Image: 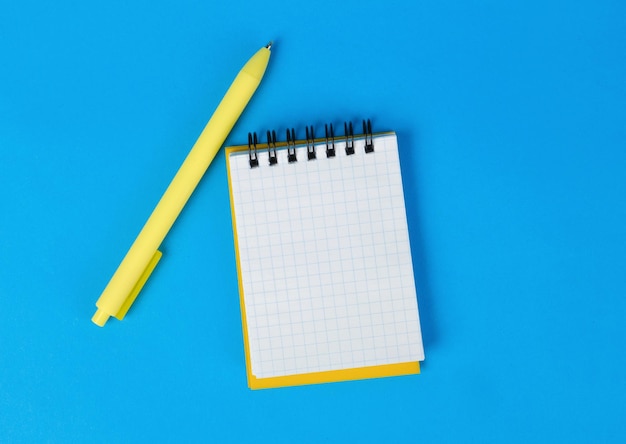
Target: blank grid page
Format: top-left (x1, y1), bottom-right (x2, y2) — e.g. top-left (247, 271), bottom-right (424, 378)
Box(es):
top-left (229, 134), bottom-right (424, 379)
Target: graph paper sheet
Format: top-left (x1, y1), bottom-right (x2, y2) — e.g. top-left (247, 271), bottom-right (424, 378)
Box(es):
top-left (227, 133), bottom-right (424, 388)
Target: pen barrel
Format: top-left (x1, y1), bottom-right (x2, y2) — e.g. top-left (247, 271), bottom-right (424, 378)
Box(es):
top-left (94, 47), bottom-right (270, 323)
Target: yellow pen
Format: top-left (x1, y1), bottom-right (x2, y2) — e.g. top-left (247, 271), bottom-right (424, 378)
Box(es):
top-left (92, 42), bottom-right (273, 327)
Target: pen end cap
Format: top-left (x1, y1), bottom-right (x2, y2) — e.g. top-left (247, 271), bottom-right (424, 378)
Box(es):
top-left (92, 308), bottom-right (110, 327)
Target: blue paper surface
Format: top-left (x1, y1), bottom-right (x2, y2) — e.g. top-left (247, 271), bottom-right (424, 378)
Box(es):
top-left (1, 0), bottom-right (625, 442)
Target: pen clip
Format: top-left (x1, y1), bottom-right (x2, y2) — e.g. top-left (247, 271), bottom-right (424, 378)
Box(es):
top-left (114, 249), bottom-right (163, 320)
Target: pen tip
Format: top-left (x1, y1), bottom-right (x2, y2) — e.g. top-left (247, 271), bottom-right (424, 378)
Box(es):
top-left (265, 41), bottom-right (273, 50)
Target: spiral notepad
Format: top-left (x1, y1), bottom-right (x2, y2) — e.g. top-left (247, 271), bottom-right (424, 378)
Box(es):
top-left (226, 121), bottom-right (424, 389)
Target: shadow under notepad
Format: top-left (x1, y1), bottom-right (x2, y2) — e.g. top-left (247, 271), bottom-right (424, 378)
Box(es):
top-left (396, 128), bottom-right (438, 351)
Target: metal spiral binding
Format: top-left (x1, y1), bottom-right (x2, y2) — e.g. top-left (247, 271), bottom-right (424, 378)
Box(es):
top-left (363, 119), bottom-right (374, 153)
top-left (306, 126), bottom-right (316, 160)
top-left (325, 123), bottom-right (335, 157)
top-left (344, 122), bottom-right (355, 155)
top-left (267, 130), bottom-right (277, 165)
top-left (248, 132), bottom-right (259, 168)
top-left (247, 120), bottom-right (374, 168)
top-left (286, 128), bottom-right (297, 162)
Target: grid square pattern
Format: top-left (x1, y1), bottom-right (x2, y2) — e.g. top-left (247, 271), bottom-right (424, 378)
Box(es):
top-left (229, 134), bottom-right (424, 379)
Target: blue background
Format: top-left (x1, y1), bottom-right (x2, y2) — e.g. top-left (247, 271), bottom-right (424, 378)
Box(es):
top-left (1, 0), bottom-right (625, 442)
